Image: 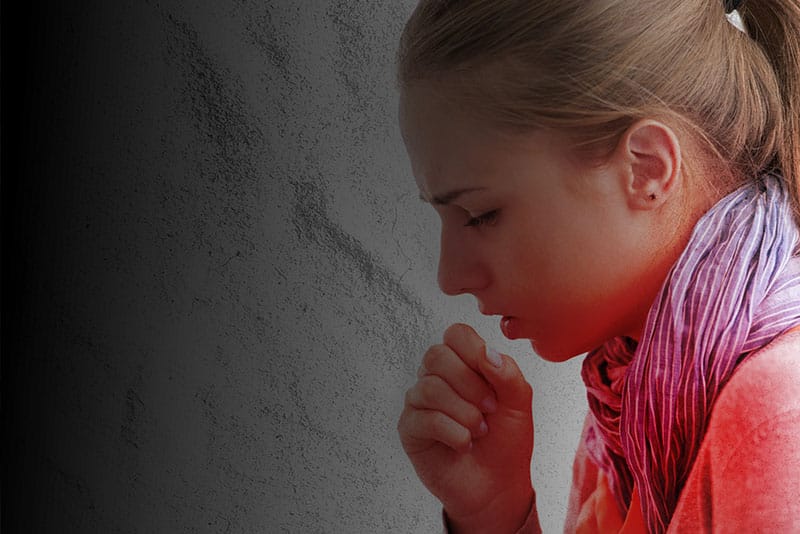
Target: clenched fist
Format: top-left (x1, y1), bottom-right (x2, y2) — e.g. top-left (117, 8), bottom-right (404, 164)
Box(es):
top-left (397, 323), bottom-right (535, 533)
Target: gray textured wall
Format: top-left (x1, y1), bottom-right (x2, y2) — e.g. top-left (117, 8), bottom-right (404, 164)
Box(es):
top-left (7, 1), bottom-right (586, 532)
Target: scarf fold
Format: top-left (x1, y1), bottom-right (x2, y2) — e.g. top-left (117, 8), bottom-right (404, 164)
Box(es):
top-left (581, 172), bottom-right (800, 533)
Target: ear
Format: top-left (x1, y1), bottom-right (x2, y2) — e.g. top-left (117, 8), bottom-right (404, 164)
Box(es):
top-left (615, 120), bottom-right (682, 210)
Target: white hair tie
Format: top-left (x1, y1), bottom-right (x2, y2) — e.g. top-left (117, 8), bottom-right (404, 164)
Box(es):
top-left (726, 9), bottom-right (748, 35)
top-left (723, 0), bottom-right (748, 35)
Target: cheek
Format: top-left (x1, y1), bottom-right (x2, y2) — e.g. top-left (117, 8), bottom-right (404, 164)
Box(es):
top-left (506, 224), bottom-right (578, 287)
top-left (498, 198), bottom-right (607, 295)
top-left (505, 232), bottom-right (609, 328)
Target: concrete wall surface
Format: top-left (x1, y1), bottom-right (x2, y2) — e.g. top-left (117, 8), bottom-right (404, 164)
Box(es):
top-left (5, 1), bottom-right (587, 532)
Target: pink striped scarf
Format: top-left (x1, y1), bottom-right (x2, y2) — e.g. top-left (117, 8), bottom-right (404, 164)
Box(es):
top-left (581, 172), bottom-right (800, 532)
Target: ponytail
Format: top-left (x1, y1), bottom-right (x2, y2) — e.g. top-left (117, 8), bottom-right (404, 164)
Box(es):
top-left (741, 1), bottom-right (800, 223)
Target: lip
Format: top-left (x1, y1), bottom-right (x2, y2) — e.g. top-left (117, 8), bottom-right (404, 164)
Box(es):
top-left (477, 306), bottom-right (521, 339)
top-left (500, 316), bottom-right (521, 340)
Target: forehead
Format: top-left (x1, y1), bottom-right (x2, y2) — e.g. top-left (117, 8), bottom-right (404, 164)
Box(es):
top-left (398, 84), bottom-right (461, 158)
top-left (399, 84), bottom-right (565, 197)
top-left (400, 85), bottom-right (504, 193)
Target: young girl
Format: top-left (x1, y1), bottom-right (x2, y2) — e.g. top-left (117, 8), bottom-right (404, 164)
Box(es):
top-left (395, 0), bottom-right (800, 532)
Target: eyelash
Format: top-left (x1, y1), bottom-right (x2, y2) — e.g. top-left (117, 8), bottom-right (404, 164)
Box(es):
top-left (464, 210), bottom-right (499, 227)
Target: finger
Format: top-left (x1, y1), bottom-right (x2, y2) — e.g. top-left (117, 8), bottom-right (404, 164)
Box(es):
top-left (442, 323), bottom-right (486, 373)
top-left (420, 344), bottom-right (497, 413)
top-left (478, 345), bottom-right (533, 413)
top-left (405, 375), bottom-right (489, 439)
top-left (398, 407), bottom-right (472, 454)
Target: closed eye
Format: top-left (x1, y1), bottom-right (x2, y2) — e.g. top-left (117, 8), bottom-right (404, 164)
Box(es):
top-left (464, 210), bottom-right (499, 227)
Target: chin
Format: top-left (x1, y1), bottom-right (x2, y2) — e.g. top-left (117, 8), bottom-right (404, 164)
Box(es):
top-left (529, 338), bottom-right (584, 363)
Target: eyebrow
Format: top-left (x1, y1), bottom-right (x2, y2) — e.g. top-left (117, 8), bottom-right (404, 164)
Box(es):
top-left (418, 187), bottom-right (487, 206)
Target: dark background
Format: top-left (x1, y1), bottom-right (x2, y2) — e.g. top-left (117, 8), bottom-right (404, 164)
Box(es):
top-left (2, 2), bottom-right (585, 532)
top-left (4, 4), bottom-right (125, 530)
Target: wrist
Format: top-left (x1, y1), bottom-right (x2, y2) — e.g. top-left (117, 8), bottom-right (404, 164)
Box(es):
top-left (445, 485), bottom-right (535, 534)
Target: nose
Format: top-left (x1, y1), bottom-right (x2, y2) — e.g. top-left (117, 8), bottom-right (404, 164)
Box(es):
top-left (437, 226), bottom-right (490, 296)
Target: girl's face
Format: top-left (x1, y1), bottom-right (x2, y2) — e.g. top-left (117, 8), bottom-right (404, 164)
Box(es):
top-left (399, 85), bottom-right (674, 362)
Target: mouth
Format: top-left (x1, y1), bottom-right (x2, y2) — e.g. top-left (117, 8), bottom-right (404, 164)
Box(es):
top-left (477, 306), bottom-right (521, 339)
top-left (500, 316), bottom-right (521, 340)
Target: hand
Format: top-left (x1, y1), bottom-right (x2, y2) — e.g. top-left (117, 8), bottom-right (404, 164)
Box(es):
top-left (397, 323), bottom-right (534, 533)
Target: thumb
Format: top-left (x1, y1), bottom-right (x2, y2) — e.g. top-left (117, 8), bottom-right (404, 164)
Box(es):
top-left (479, 345), bottom-right (533, 413)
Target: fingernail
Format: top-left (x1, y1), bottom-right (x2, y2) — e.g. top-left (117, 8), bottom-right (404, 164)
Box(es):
top-left (478, 420), bottom-right (488, 436)
top-left (480, 396), bottom-right (497, 414)
top-left (486, 345), bottom-right (503, 368)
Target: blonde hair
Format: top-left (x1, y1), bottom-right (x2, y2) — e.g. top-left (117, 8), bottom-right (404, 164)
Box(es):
top-left (397, 0), bottom-right (800, 222)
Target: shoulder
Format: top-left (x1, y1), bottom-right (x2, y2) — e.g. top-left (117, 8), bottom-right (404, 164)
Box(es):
top-left (705, 325), bottom-right (800, 454)
top-left (676, 326), bottom-right (800, 529)
top-left (712, 325), bottom-right (800, 425)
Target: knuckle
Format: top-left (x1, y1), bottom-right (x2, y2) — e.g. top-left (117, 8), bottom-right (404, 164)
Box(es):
top-left (417, 374), bottom-right (442, 402)
top-left (397, 409), bottom-right (414, 437)
top-left (430, 412), bottom-right (470, 446)
top-left (422, 344), bottom-right (449, 370)
top-left (416, 364), bottom-right (427, 378)
top-left (443, 322), bottom-right (474, 344)
top-left (466, 406), bottom-right (484, 428)
top-left (429, 411), bottom-right (451, 434)
top-left (403, 387), bottom-right (415, 406)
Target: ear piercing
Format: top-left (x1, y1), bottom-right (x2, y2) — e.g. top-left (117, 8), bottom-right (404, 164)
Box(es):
top-left (649, 193), bottom-right (657, 200)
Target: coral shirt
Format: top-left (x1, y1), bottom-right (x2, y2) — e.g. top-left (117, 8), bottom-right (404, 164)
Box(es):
top-left (445, 325), bottom-right (800, 533)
